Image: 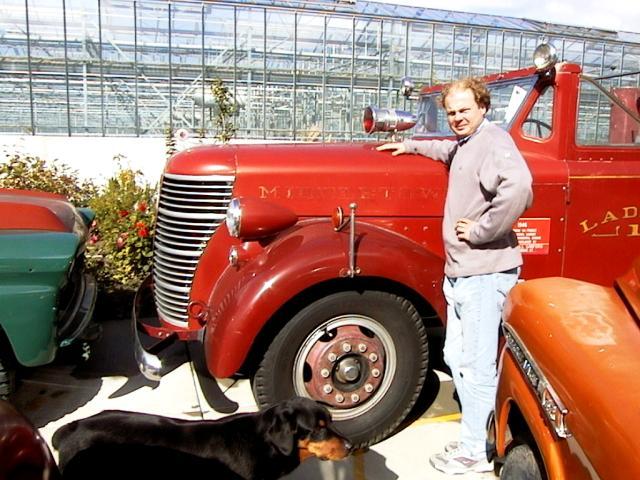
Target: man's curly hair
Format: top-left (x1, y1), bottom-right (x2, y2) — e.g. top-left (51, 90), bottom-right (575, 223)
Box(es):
top-left (440, 77), bottom-right (491, 111)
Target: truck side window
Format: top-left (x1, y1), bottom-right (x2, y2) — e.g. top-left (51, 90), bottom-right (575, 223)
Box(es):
top-left (577, 77), bottom-right (640, 146)
top-left (522, 86), bottom-right (554, 139)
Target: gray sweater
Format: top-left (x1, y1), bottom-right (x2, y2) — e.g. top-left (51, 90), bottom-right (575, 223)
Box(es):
top-left (404, 121), bottom-right (533, 277)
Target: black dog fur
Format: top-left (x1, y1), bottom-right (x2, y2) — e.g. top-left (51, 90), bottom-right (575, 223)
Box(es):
top-left (52, 397), bottom-right (351, 480)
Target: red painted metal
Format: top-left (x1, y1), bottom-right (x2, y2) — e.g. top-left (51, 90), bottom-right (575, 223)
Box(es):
top-left (0, 188), bottom-right (75, 232)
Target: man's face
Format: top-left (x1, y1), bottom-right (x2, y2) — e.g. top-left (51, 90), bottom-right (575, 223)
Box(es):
top-left (443, 87), bottom-right (486, 138)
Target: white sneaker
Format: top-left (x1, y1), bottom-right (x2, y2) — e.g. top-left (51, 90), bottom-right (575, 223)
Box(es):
top-left (429, 447), bottom-right (493, 475)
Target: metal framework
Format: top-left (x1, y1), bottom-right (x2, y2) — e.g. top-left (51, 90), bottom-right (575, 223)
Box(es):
top-left (1, 0), bottom-right (639, 140)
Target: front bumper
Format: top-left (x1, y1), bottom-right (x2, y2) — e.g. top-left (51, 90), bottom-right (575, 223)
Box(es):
top-left (132, 275), bottom-right (180, 381)
top-left (57, 273), bottom-right (98, 347)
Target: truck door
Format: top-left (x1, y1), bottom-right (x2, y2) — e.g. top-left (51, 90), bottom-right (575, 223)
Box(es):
top-left (514, 83), bottom-right (568, 281)
top-left (564, 74), bottom-right (640, 285)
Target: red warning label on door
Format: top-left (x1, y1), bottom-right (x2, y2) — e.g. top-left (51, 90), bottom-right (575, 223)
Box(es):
top-left (514, 218), bottom-right (550, 255)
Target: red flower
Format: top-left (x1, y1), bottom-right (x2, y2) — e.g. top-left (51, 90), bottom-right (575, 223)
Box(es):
top-left (136, 201), bottom-right (148, 212)
top-left (135, 221), bottom-right (146, 229)
top-left (89, 234), bottom-right (99, 244)
top-left (137, 227), bottom-right (149, 238)
top-left (116, 235), bottom-right (126, 249)
top-left (118, 209), bottom-right (130, 218)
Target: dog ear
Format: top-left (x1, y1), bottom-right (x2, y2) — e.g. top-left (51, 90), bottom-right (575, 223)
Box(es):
top-left (262, 406), bottom-right (296, 456)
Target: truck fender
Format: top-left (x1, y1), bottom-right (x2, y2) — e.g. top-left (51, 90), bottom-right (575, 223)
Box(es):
top-left (203, 220), bottom-right (445, 377)
top-left (496, 351), bottom-right (570, 480)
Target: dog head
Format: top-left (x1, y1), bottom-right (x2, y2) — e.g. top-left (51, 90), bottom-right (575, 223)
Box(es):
top-left (260, 397), bottom-right (352, 462)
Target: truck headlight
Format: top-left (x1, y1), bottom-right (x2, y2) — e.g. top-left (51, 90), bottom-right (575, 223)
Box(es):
top-left (225, 197), bottom-right (298, 240)
top-left (226, 198), bottom-right (242, 237)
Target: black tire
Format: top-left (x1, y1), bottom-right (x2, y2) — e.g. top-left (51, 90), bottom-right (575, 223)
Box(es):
top-left (501, 444), bottom-right (545, 480)
top-left (0, 355), bottom-right (16, 400)
top-left (252, 290), bottom-right (428, 447)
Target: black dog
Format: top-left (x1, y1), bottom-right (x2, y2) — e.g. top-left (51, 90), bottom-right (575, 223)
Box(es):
top-left (52, 397), bottom-right (351, 480)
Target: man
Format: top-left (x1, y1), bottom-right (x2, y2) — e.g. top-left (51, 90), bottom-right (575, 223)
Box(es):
top-left (377, 77), bottom-right (533, 475)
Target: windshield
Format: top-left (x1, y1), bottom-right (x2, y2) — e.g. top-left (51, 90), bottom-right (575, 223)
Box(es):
top-left (413, 76), bottom-right (538, 137)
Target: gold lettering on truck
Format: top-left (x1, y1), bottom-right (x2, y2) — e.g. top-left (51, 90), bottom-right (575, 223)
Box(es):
top-left (579, 205), bottom-right (639, 238)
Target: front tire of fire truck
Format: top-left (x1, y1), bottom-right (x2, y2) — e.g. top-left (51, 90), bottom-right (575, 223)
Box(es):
top-left (252, 290), bottom-right (428, 448)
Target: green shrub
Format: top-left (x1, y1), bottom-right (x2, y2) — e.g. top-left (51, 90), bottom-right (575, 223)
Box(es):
top-left (0, 153), bottom-right (97, 205)
top-left (85, 156), bottom-right (157, 293)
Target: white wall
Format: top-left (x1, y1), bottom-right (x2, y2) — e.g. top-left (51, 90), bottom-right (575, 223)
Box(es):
top-left (1, 135), bottom-right (290, 186)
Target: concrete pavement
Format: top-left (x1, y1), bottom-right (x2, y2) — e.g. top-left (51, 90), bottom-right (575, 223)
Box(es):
top-left (11, 316), bottom-right (498, 480)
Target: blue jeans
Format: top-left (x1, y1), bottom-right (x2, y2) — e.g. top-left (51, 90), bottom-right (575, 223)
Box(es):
top-left (442, 269), bottom-right (519, 460)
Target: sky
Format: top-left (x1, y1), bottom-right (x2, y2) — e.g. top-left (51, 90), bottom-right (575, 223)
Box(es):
top-left (374, 0), bottom-right (640, 34)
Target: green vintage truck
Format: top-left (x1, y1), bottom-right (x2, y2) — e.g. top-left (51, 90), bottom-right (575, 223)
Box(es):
top-left (0, 188), bottom-right (98, 399)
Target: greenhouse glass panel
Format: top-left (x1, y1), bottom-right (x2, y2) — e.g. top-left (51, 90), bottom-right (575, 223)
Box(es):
top-left (236, 8), bottom-right (265, 72)
top-left (266, 11), bottom-right (294, 77)
top-left (583, 41), bottom-right (605, 75)
top-left (407, 22), bottom-right (433, 83)
top-left (326, 16), bottom-right (353, 78)
top-left (380, 19), bottom-right (406, 79)
top-left (519, 34), bottom-right (539, 69)
top-left (203, 4), bottom-right (234, 71)
top-left (265, 84), bottom-right (293, 139)
top-left (603, 44), bottom-right (623, 78)
top-left (296, 85), bottom-right (323, 141)
top-left (352, 87), bottom-right (380, 138)
top-left (470, 29), bottom-right (487, 77)
top-left (324, 85), bottom-right (351, 141)
top-left (170, 3), bottom-right (204, 134)
top-left (502, 32), bottom-right (520, 71)
top-left (29, 0), bottom-right (68, 134)
top-left (66, 0), bottom-right (102, 134)
top-left (453, 26), bottom-right (471, 79)
top-left (235, 82), bottom-right (264, 139)
top-left (485, 30), bottom-right (503, 74)
top-left (101, 1), bottom-right (136, 135)
top-left (620, 45), bottom-right (640, 86)
top-left (0, 0), bottom-right (31, 133)
top-left (432, 24), bottom-right (453, 83)
top-left (134, 1), bottom-right (170, 135)
top-left (563, 38), bottom-right (585, 64)
top-left (354, 18), bottom-right (381, 80)
top-left (296, 14), bottom-right (325, 77)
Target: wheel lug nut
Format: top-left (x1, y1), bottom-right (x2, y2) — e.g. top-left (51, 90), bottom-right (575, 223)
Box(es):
top-left (371, 368), bottom-right (381, 378)
top-left (364, 383), bottom-right (374, 393)
top-left (351, 393), bottom-right (360, 403)
top-left (335, 394), bottom-right (344, 403)
top-left (358, 343), bottom-right (367, 352)
top-left (369, 353), bottom-right (378, 362)
top-left (342, 343), bottom-right (352, 353)
top-left (328, 352), bottom-right (337, 362)
top-left (320, 368), bottom-right (330, 378)
top-left (323, 384), bottom-right (333, 394)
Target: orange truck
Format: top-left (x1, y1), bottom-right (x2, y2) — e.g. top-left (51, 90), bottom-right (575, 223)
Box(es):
top-left (135, 43), bottom-right (640, 447)
top-left (490, 257), bottom-right (640, 479)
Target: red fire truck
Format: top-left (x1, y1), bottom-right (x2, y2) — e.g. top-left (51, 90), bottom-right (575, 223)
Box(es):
top-left (134, 44), bottom-right (640, 447)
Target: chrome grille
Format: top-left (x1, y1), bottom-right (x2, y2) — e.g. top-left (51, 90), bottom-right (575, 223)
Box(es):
top-left (153, 172), bottom-right (235, 326)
